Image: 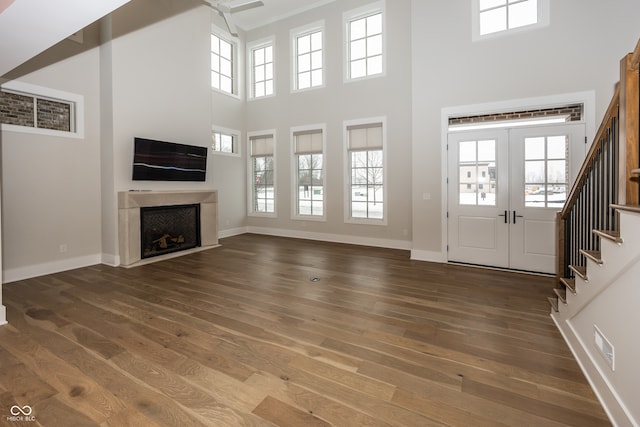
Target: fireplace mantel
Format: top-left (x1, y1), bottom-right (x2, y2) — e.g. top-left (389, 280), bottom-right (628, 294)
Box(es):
top-left (118, 190), bottom-right (218, 266)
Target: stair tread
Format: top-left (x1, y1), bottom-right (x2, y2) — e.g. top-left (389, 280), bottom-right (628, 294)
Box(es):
top-left (553, 287), bottom-right (567, 303)
top-left (580, 249), bottom-right (603, 264)
top-left (548, 296), bottom-right (559, 313)
top-left (611, 203), bottom-right (640, 214)
top-left (560, 277), bottom-right (576, 294)
top-left (593, 229), bottom-right (623, 243)
top-left (569, 264), bottom-right (588, 280)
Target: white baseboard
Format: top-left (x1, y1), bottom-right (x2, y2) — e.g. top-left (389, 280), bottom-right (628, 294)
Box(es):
top-left (246, 226), bottom-right (412, 251)
top-left (551, 314), bottom-right (637, 427)
top-left (0, 305), bottom-right (6, 326)
top-left (2, 254), bottom-right (102, 283)
top-left (410, 249), bottom-right (446, 263)
top-left (218, 226), bottom-right (249, 239)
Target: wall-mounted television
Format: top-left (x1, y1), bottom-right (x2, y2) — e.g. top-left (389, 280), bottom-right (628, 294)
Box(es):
top-left (132, 137), bottom-right (208, 181)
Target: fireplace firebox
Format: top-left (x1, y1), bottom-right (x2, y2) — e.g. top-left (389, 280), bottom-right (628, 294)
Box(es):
top-left (140, 204), bottom-right (201, 259)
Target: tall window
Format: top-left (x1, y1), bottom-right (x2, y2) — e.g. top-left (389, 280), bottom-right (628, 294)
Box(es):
top-left (249, 133), bottom-right (275, 215)
top-left (294, 29), bottom-right (323, 90)
top-left (475, 0), bottom-right (549, 39)
top-left (250, 42), bottom-right (274, 98)
top-left (293, 128), bottom-right (324, 218)
top-left (346, 121), bottom-right (385, 221)
top-left (211, 34), bottom-right (234, 94)
top-left (346, 6), bottom-right (383, 80)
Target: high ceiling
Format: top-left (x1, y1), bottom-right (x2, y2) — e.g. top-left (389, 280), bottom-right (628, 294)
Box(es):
top-left (0, 0), bottom-right (131, 78)
top-left (214, 0), bottom-right (336, 32)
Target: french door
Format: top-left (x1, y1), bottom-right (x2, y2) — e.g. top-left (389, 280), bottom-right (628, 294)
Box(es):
top-left (447, 123), bottom-right (585, 274)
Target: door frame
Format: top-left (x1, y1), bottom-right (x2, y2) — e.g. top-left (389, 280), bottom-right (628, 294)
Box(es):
top-left (440, 91), bottom-right (596, 266)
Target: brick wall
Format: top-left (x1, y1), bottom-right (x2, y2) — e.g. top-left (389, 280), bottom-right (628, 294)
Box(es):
top-left (0, 90), bottom-right (72, 132)
top-left (449, 104), bottom-right (583, 126)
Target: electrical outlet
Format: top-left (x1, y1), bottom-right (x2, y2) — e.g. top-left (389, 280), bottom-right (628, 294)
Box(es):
top-left (594, 325), bottom-right (615, 371)
top-left (59, 244), bottom-right (68, 253)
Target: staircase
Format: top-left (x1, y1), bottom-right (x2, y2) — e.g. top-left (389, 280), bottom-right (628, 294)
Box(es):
top-left (548, 41), bottom-right (640, 426)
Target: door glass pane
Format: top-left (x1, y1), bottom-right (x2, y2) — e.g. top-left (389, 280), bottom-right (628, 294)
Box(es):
top-left (524, 135), bottom-right (569, 208)
top-left (458, 139), bottom-right (496, 206)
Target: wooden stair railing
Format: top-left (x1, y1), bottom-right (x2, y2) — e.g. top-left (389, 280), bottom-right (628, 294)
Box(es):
top-left (553, 40), bottom-right (640, 309)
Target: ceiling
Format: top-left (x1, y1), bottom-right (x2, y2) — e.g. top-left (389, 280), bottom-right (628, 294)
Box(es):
top-left (215, 0), bottom-right (337, 32)
top-left (0, 0), bottom-right (132, 78)
top-left (0, 0), bottom-right (336, 78)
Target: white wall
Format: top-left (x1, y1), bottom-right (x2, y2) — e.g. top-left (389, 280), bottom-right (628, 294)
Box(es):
top-left (410, 0), bottom-right (640, 260)
top-left (1, 26), bottom-right (104, 282)
top-left (100, 0), bottom-right (214, 263)
top-left (239, 0), bottom-right (413, 248)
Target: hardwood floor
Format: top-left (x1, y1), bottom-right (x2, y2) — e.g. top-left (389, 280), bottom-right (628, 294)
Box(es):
top-left (0, 234), bottom-right (610, 426)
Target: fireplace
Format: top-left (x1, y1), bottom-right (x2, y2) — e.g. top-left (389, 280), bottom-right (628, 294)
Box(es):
top-left (140, 204), bottom-right (201, 259)
top-left (118, 190), bottom-right (218, 267)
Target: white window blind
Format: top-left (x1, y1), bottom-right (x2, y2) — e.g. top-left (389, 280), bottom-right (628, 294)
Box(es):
top-left (347, 123), bottom-right (383, 150)
top-left (294, 129), bottom-right (323, 154)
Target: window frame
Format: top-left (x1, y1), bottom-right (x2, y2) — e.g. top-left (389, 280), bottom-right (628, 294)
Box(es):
top-left (0, 80), bottom-right (84, 139)
top-left (291, 124), bottom-right (327, 221)
top-left (247, 37), bottom-right (276, 100)
top-left (247, 129), bottom-right (277, 217)
top-left (343, 117), bottom-right (387, 225)
top-left (291, 21), bottom-right (325, 93)
top-left (343, 1), bottom-right (386, 83)
top-left (211, 125), bottom-right (241, 157)
top-left (210, 30), bottom-right (239, 98)
top-left (472, 0), bottom-right (550, 41)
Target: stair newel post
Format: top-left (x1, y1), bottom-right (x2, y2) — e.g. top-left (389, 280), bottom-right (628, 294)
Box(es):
top-left (619, 51), bottom-right (640, 205)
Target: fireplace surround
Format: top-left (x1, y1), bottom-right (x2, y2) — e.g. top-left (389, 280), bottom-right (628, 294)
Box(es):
top-left (118, 190), bottom-right (218, 266)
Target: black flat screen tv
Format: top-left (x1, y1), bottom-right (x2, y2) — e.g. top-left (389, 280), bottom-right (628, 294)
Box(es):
top-left (132, 137), bottom-right (208, 182)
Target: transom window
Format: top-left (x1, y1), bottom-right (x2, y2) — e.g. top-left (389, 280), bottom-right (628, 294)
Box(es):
top-left (475, 0), bottom-right (549, 39)
top-left (294, 30), bottom-right (323, 90)
top-left (211, 34), bottom-right (234, 94)
top-left (347, 8), bottom-right (383, 80)
top-left (212, 128), bottom-right (239, 155)
top-left (251, 43), bottom-right (274, 98)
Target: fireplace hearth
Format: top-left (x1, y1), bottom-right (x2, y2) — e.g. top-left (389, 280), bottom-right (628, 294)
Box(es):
top-left (140, 204), bottom-right (201, 259)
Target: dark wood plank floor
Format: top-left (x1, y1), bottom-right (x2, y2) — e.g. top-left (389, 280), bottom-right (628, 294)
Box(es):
top-left (0, 234), bottom-right (610, 426)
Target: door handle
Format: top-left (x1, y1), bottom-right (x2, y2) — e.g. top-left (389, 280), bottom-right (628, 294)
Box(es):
top-left (513, 211), bottom-right (524, 224)
top-left (498, 210), bottom-right (508, 224)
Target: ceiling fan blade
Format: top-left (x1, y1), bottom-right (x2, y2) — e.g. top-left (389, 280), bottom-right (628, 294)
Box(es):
top-left (222, 11), bottom-right (238, 36)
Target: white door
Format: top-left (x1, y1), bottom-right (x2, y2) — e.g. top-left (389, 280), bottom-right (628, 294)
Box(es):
top-left (447, 129), bottom-right (510, 268)
top-left (448, 123), bottom-right (585, 274)
top-left (509, 124), bottom-right (585, 273)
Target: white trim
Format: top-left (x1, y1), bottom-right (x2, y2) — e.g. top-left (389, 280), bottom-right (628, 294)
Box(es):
top-left (247, 226), bottom-right (411, 251)
top-left (343, 0), bottom-right (386, 83)
top-left (246, 36), bottom-right (276, 100)
top-left (0, 305), bottom-right (6, 326)
top-left (410, 249), bottom-right (447, 263)
top-left (1, 80), bottom-right (85, 139)
top-left (343, 116), bottom-right (388, 225)
top-left (290, 20), bottom-right (326, 93)
top-left (472, 0), bottom-right (550, 42)
top-left (3, 254), bottom-right (101, 284)
top-left (552, 315), bottom-right (637, 427)
top-left (247, 128), bottom-right (277, 218)
top-left (212, 124), bottom-right (242, 157)
top-left (290, 123), bottom-right (327, 221)
top-left (218, 226), bottom-right (249, 239)
top-left (440, 91), bottom-right (596, 263)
